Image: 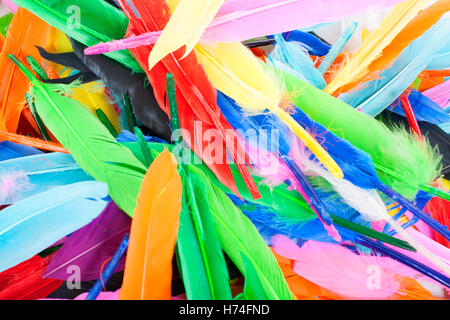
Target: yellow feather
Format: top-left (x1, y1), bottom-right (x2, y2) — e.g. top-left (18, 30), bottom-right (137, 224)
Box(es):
top-left (147, 0), bottom-right (225, 70)
top-left (195, 43), bottom-right (343, 179)
top-left (325, 0), bottom-right (431, 95)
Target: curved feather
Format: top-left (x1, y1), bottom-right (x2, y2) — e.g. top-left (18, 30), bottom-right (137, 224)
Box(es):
top-left (325, 0), bottom-right (431, 96)
top-left (0, 7), bottom-right (53, 132)
top-left (12, 56), bottom-right (147, 216)
top-left (0, 181), bottom-right (109, 272)
top-left (119, 149), bottom-right (182, 300)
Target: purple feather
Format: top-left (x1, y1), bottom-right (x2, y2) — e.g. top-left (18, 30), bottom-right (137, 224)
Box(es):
top-left (43, 201), bottom-right (131, 281)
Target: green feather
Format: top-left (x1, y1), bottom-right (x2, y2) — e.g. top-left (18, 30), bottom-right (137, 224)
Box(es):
top-left (10, 55), bottom-right (145, 217)
top-left (11, 0), bottom-right (141, 72)
top-left (0, 12), bottom-right (13, 37)
top-left (282, 71), bottom-right (442, 199)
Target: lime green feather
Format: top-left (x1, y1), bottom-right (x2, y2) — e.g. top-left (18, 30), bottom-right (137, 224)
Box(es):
top-left (11, 55), bottom-right (145, 216)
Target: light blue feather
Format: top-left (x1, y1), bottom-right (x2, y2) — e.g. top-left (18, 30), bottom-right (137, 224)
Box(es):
top-left (271, 34), bottom-right (326, 89)
top-left (0, 181), bottom-right (109, 272)
top-left (318, 21), bottom-right (357, 74)
top-left (0, 152), bottom-right (93, 205)
top-left (339, 18), bottom-right (450, 116)
top-left (426, 38), bottom-right (450, 70)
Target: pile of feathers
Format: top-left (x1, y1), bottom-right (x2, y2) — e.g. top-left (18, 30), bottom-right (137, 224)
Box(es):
top-left (0, 0), bottom-right (449, 300)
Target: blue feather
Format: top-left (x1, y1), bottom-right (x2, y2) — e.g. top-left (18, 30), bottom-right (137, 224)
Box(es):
top-left (388, 89), bottom-right (450, 132)
top-left (271, 34), bottom-right (326, 89)
top-left (268, 30), bottom-right (331, 56)
top-left (0, 181), bottom-right (109, 272)
top-left (339, 18), bottom-right (450, 116)
top-left (0, 141), bottom-right (43, 161)
top-left (0, 152), bottom-right (93, 205)
top-left (318, 22), bottom-right (357, 74)
top-left (426, 38), bottom-right (450, 70)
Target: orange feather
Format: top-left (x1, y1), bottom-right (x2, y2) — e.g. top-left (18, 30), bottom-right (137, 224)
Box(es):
top-left (0, 8), bottom-right (54, 132)
top-left (0, 130), bottom-right (67, 153)
top-left (119, 149), bottom-right (182, 300)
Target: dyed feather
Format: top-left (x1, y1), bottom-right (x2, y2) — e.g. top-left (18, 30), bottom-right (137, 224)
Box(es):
top-left (0, 254), bottom-right (63, 300)
top-left (281, 70), bottom-right (442, 199)
top-left (119, 149), bottom-right (182, 300)
top-left (0, 181), bottom-right (108, 272)
top-left (12, 0), bottom-right (141, 71)
top-left (325, 0), bottom-right (431, 95)
top-left (195, 42), bottom-right (343, 179)
top-left (12, 55), bottom-right (146, 216)
top-left (117, 0), bottom-right (260, 199)
top-left (44, 201), bottom-right (131, 281)
top-left (283, 30), bottom-right (331, 56)
top-left (271, 34), bottom-right (326, 89)
top-left (272, 235), bottom-right (439, 300)
top-left (423, 80), bottom-right (450, 109)
top-left (318, 21), bottom-right (358, 75)
top-left (86, 0), bottom-right (405, 53)
top-left (0, 152), bottom-right (92, 205)
top-left (0, 140), bottom-right (42, 161)
top-left (0, 7), bottom-right (53, 132)
top-left (148, 0), bottom-right (225, 70)
top-left (340, 18), bottom-right (450, 116)
top-left (38, 40), bottom-right (172, 141)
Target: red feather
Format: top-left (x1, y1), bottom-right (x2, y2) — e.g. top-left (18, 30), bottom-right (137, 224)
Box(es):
top-left (117, 0), bottom-right (260, 199)
top-left (425, 197), bottom-right (450, 249)
top-left (0, 254), bottom-right (63, 300)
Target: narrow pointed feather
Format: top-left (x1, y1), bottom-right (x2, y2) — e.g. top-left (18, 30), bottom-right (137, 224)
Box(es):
top-left (86, 0), bottom-right (405, 53)
top-left (0, 152), bottom-right (92, 205)
top-left (11, 0), bottom-right (141, 71)
top-left (118, 0), bottom-right (259, 199)
top-left (192, 165), bottom-right (294, 300)
top-left (325, 0), bottom-right (431, 95)
top-left (44, 201), bottom-right (131, 281)
top-left (119, 149), bottom-right (182, 300)
top-left (12, 56), bottom-right (147, 216)
top-left (341, 18), bottom-right (450, 116)
top-left (0, 181), bottom-right (108, 272)
top-left (0, 7), bottom-right (53, 132)
top-left (148, 0), bottom-right (225, 70)
top-left (181, 168), bottom-right (233, 300)
top-left (195, 42), bottom-right (343, 179)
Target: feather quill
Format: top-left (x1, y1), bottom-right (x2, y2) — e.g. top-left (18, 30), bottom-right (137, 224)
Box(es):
top-left (119, 149), bottom-right (182, 300)
top-left (0, 181), bottom-right (108, 273)
top-left (85, 0), bottom-right (405, 54)
top-left (11, 55), bottom-right (146, 216)
top-left (325, 0), bottom-right (431, 96)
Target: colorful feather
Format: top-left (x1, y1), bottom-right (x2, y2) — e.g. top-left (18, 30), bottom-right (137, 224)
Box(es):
top-left (119, 149), bottom-right (182, 300)
top-left (85, 0), bottom-right (405, 53)
top-left (0, 181), bottom-right (108, 273)
top-left (423, 80), bottom-right (450, 109)
top-left (0, 7), bottom-right (53, 132)
top-left (43, 201), bottom-right (131, 281)
top-left (325, 0), bottom-right (431, 95)
top-left (11, 54), bottom-right (146, 216)
top-left (148, 0), bottom-right (225, 70)
top-left (340, 17), bottom-right (450, 116)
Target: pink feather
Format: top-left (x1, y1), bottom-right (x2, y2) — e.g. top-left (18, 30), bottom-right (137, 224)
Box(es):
top-left (271, 234), bottom-right (407, 299)
top-left (85, 0), bottom-right (405, 55)
top-left (422, 80), bottom-right (450, 109)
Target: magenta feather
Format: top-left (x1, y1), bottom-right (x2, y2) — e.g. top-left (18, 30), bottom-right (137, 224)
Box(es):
top-left (422, 80), bottom-right (450, 109)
